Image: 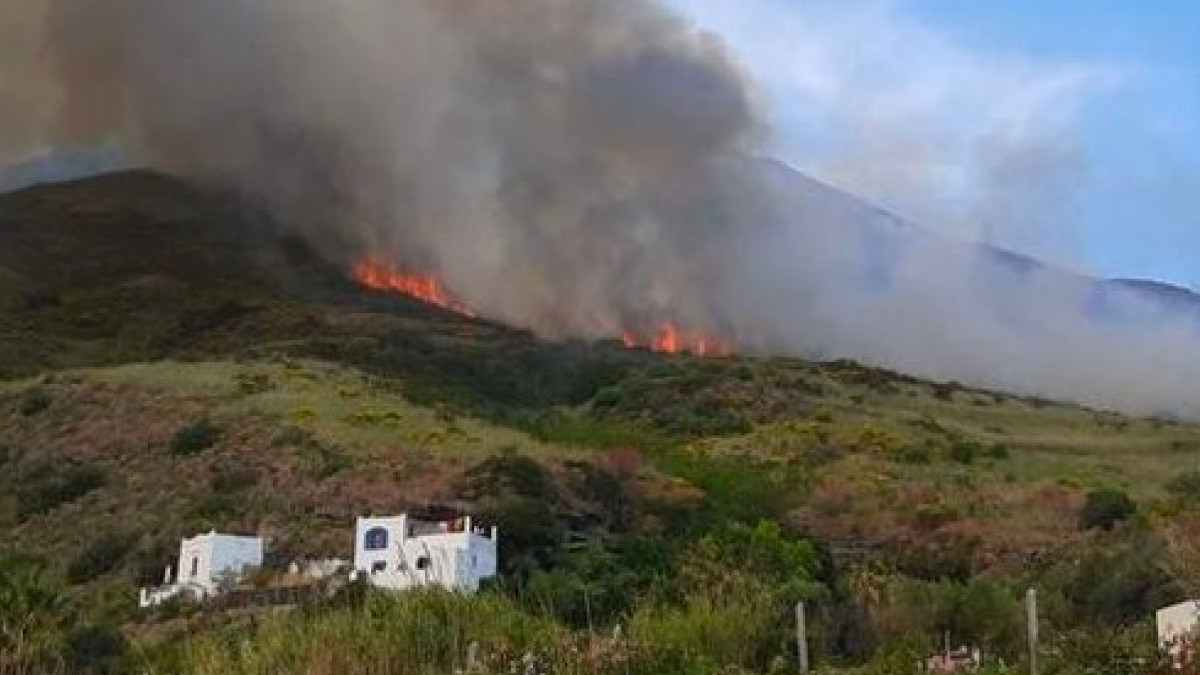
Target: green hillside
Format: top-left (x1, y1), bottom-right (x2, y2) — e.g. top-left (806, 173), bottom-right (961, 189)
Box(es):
top-left (1, 173), bottom-right (1198, 674)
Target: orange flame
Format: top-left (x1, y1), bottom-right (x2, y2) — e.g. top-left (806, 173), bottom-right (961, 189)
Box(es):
top-left (353, 257), bottom-right (731, 356)
top-left (622, 322), bottom-right (733, 357)
top-left (353, 257), bottom-right (477, 318)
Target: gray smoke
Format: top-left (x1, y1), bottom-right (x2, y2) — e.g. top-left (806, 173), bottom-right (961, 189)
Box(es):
top-left (3, 0), bottom-right (1200, 417)
top-left (33, 0), bottom-right (765, 340)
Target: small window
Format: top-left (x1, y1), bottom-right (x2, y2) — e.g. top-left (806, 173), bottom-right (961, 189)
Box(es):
top-left (364, 527), bottom-right (389, 551)
top-left (190, 556), bottom-right (199, 578)
top-left (371, 561), bottom-right (387, 574)
top-left (416, 556), bottom-right (431, 570)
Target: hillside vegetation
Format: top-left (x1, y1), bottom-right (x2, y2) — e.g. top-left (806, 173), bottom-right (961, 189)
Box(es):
top-left (2, 173), bottom-right (1200, 674)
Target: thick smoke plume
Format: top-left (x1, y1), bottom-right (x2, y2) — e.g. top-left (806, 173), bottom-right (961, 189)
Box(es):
top-left (4, 0), bottom-right (1200, 417)
top-left (29, 0), bottom-right (763, 343)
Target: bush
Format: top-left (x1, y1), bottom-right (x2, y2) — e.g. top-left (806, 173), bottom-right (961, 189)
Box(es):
top-left (176, 589), bottom-right (564, 675)
top-left (1062, 533), bottom-right (1178, 624)
top-left (65, 624), bottom-right (128, 675)
top-left (0, 555), bottom-right (67, 670)
top-left (171, 419), bottom-right (221, 457)
top-left (1166, 471), bottom-right (1200, 502)
top-left (895, 446), bottom-right (931, 465)
top-left (628, 592), bottom-right (784, 672)
top-left (131, 540), bottom-right (175, 586)
top-left (295, 439), bottom-right (351, 480)
top-left (887, 578), bottom-right (1024, 658)
top-left (19, 387), bottom-right (52, 416)
top-left (523, 541), bottom-right (648, 628)
top-left (187, 493), bottom-right (240, 528)
top-left (1079, 488), bottom-right (1137, 530)
top-left (913, 503), bottom-right (959, 531)
top-left (662, 452), bottom-right (807, 523)
top-left (483, 497), bottom-right (564, 582)
top-left (461, 451), bottom-right (553, 500)
top-left (985, 443), bottom-right (1011, 460)
top-left (16, 463), bottom-right (107, 521)
top-left (896, 533), bottom-right (979, 582)
top-left (947, 440), bottom-right (979, 465)
top-left (679, 521), bottom-right (822, 603)
top-left (68, 533), bottom-right (136, 584)
top-left (209, 463), bottom-right (260, 493)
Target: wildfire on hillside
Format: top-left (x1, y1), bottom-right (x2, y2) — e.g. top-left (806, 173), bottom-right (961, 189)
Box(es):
top-left (352, 257), bottom-right (733, 356)
top-left (352, 257), bottom-right (478, 318)
top-left (621, 323), bottom-right (734, 357)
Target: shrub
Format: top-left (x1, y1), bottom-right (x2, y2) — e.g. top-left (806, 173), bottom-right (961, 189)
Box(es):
top-left (932, 382), bottom-right (960, 401)
top-left (19, 387), bottom-right (52, 416)
top-left (947, 440), bottom-right (979, 465)
top-left (209, 463), bottom-right (260, 493)
top-left (679, 521), bottom-right (822, 603)
top-left (176, 590), bottom-right (565, 675)
top-left (483, 497), bottom-right (564, 582)
top-left (1167, 471), bottom-right (1200, 502)
top-left (16, 463), bottom-right (107, 521)
top-left (985, 443), bottom-right (1011, 460)
top-left (68, 532), bottom-right (136, 584)
top-left (662, 452), bottom-right (807, 523)
top-left (461, 451), bottom-right (553, 500)
top-left (913, 503), bottom-right (959, 531)
top-left (1063, 533), bottom-right (1178, 624)
top-left (296, 440), bottom-right (351, 480)
top-left (1079, 489), bottom-right (1136, 530)
top-left (887, 578), bottom-right (1024, 658)
top-left (0, 556), bottom-right (67, 670)
top-left (628, 592), bottom-right (784, 672)
top-left (852, 425), bottom-right (904, 455)
top-left (171, 419), bottom-right (221, 457)
top-left (187, 493), bottom-right (240, 527)
top-left (896, 533), bottom-right (979, 582)
top-left (131, 540), bottom-right (175, 586)
top-left (568, 461), bottom-right (633, 529)
top-left (64, 624), bottom-right (128, 675)
top-left (895, 445), bottom-right (931, 465)
top-left (524, 542), bottom-right (639, 628)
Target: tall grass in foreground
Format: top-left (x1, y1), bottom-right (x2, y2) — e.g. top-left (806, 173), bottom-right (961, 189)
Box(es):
top-left (170, 587), bottom-right (787, 675)
top-left (181, 590), bottom-right (555, 675)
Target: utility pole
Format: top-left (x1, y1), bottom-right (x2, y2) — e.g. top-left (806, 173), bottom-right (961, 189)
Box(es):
top-left (796, 600), bottom-right (810, 673)
top-left (1026, 588), bottom-right (1039, 675)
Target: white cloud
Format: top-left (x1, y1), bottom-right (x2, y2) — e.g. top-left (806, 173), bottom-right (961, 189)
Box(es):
top-left (668, 0), bottom-right (1129, 265)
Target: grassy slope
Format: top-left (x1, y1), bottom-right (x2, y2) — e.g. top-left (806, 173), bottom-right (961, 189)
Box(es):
top-left (3, 172), bottom-right (1200, 672)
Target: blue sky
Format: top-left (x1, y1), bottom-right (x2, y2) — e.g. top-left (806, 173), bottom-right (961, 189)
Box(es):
top-left (665, 0), bottom-right (1200, 288)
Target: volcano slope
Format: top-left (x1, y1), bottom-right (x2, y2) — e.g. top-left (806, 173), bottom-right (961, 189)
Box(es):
top-left (1, 171), bottom-right (1199, 673)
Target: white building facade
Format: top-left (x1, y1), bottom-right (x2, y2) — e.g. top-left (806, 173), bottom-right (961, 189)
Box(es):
top-left (1158, 600), bottom-right (1200, 665)
top-left (352, 514), bottom-right (497, 593)
top-left (140, 531), bottom-right (264, 608)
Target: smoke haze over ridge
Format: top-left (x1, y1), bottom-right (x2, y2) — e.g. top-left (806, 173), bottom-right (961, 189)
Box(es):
top-left (3, 0), bottom-right (1200, 417)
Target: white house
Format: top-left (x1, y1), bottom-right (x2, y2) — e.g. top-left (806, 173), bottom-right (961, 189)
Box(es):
top-left (352, 514), bottom-right (497, 593)
top-left (1158, 599), bottom-right (1200, 665)
top-left (140, 531), bottom-right (264, 608)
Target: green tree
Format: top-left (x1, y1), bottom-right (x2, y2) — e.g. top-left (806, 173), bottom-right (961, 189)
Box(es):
top-left (0, 556), bottom-right (68, 674)
top-left (1079, 489), bottom-right (1137, 530)
top-left (679, 521), bottom-right (824, 604)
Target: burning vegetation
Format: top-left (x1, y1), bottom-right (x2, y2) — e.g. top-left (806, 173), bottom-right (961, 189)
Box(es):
top-left (353, 258), bottom-right (478, 318)
top-left (621, 323), bottom-right (734, 357)
top-left (353, 257), bottom-right (732, 356)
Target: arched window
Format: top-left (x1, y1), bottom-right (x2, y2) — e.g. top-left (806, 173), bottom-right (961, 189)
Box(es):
top-left (364, 527), bottom-right (389, 551)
